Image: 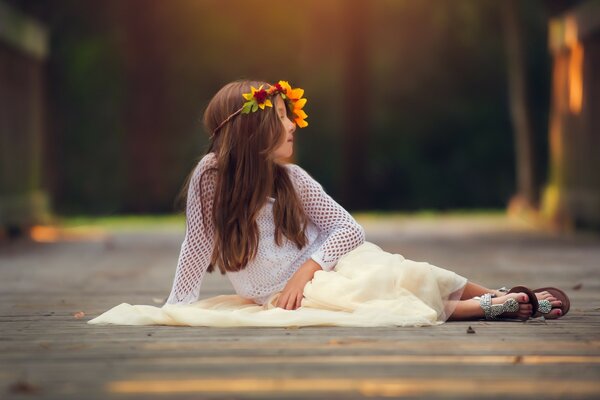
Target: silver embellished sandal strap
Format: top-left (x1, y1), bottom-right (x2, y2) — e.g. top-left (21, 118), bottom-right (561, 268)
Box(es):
top-left (538, 299), bottom-right (552, 314)
top-left (500, 298), bottom-right (520, 316)
top-left (479, 293), bottom-right (494, 320)
top-left (479, 293), bottom-right (520, 320)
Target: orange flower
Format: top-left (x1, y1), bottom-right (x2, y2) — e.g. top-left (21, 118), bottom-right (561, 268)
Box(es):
top-left (277, 81), bottom-right (308, 127)
top-left (294, 108), bottom-right (308, 128)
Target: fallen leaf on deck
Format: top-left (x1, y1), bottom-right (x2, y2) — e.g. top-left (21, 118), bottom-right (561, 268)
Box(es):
top-left (466, 326), bottom-right (476, 334)
top-left (73, 311), bottom-right (85, 319)
top-left (513, 355), bottom-right (523, 364)
top-left (572, 283), bottom-right (583, 290)
top-left (9, 380), bottom-right (39, 394)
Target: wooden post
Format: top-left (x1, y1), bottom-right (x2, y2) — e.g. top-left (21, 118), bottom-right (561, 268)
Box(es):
top-left (542, 1), bottom-right (600, 230)
top-left (0, 2), bottom-right (51, 236)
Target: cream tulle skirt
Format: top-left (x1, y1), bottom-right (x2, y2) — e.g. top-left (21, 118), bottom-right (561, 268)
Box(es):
top-left (88, 242), bottom-right (467, 327)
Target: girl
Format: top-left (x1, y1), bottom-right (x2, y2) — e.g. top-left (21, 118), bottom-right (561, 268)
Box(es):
top-left (164, 79), bottom-right (568, 323)
top-left (89, 79), bottom-right (569, 327)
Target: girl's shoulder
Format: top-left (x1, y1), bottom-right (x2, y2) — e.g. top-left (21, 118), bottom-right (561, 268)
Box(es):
top-left (284, 163), bottom-right (322, 190)
top-left (199, 152), bottom-right (217, 168)
top-left (189, 153), bottom-right (217, 183)
top-left (284, 162), bottom-right (307, 179)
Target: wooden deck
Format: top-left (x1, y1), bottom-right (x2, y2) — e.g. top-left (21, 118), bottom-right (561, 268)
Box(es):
top-left (1, 215), bottom-right (599, 399)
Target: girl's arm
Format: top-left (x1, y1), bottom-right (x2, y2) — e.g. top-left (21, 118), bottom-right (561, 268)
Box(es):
top-left (277, 165), bottom-right (365, 310)
top-left (165, 155), bottom-right (216, 305)
top-left (289, 164), bottom-right (365, 271)
top-left (276, 258), bottom-right (322, 310)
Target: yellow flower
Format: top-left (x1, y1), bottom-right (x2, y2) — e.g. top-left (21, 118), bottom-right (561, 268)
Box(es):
top-left (278, 81), bottom-right (292, 93)
top-left (241, 85), bottom-right (273, 114)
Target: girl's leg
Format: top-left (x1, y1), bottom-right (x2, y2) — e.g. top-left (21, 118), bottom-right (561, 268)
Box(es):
top-left (460, 281), bottom-right (500, 300)
top-left (448, 292), bottom-right (533, 321)
top-left (460, 282), bottom-right (562, 316)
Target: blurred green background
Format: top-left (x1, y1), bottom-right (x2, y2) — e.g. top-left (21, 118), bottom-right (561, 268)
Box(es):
top-left (2, 0), bottom-right (598, 229)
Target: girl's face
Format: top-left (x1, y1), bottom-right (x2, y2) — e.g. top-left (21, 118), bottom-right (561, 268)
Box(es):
top-left (272, 95), bottom-right (296, 161)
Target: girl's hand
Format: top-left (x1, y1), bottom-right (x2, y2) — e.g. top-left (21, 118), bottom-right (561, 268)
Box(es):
top-left (276, 259), bottom-right (322, 310)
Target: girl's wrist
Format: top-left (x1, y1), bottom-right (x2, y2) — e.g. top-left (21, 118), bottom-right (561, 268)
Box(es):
top-left (300, 259), bottom-right (322, 278)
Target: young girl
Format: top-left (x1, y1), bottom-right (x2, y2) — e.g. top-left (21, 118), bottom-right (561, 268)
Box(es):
top-left (89, 79), bottom-right (569, 327)
top-left (162, 81), bottom-right (568, 319)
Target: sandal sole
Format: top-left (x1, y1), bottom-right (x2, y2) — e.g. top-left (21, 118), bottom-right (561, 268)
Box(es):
top-left (533, 287), bottom-right (570, 318)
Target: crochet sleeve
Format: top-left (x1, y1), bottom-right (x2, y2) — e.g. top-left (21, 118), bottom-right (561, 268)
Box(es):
top-left (288, 164), bottom-right (365, 271)
top-left (165, 154), bottom-right (217, 305)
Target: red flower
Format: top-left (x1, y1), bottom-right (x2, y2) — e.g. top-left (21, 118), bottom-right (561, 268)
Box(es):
top-left (273, 83), bottom-right (283, 93)
top-left (253, 89), bottom-right (268, 104)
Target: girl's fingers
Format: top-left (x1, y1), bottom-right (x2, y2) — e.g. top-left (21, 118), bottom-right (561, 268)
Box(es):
top-left (286, 296), bottom-right (296, 310)
top-left (277, 293), bottom-right (289, 309)
top-left (278, 288), bottom-right (303, 310)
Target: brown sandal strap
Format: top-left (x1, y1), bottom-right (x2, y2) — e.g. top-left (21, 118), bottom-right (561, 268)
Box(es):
top-left (508, 286), bottom-right (539, 317)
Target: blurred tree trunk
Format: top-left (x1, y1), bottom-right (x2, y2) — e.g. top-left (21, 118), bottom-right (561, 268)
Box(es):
top-left (119, 1), bottom-right (170, 212)
top-left (0, 2), bottom-right (51, 236)
top-left (340, 0), bottom-right (370, 210)
top-left (502, 0), bottom-right (538, 211)
top-left (541, 0), bottom-right (600, 230)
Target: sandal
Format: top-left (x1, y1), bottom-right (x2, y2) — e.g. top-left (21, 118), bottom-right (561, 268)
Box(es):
top-left (479, 285), bottom-right (538, 320)
top-left (507, 286), bottom-right (538, 318)
top-left (479, 293), bottom-right (523, 320)
top-left (533, 287), bottom-right (570, 318)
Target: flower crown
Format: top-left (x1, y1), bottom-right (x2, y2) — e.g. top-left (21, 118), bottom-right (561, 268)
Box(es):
top-left (212, 80), bottom-right (308, 136)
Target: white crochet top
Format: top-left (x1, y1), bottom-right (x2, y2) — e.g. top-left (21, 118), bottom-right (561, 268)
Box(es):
top-left (166, 153), bottom-right (365, 305)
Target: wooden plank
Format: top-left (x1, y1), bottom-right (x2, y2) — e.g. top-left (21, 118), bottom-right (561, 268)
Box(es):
top-left (1, 215), bottom-right (599, 399)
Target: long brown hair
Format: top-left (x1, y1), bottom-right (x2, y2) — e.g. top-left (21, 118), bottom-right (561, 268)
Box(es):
top-left (178, 80), bottom-right (308, 273)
